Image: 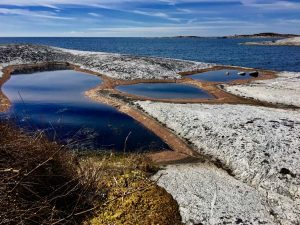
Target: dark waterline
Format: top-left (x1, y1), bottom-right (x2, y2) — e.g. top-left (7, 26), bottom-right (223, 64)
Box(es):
top-left (1, 70), bottom-right (169, 152)
top-left (187, 69), bottom-right (256, 82)
top-left (116, 83), bottom-right (213, 99)
top-left (0, 37), bottom-right (299, 72)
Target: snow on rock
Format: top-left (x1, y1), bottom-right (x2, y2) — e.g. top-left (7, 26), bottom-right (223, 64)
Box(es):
top-left (54, 46), bottom-right (213, 80)
top-left (137, 101), bottom-right (300, 224)
top-left (153, 163), bottom-right (275, 225)
top-left (224, 72), bottom-right (300, 107)
top-left (0, 44), bottom-right (214, 80)
top-left (274, 37), bottom-right (300, 45)
top-left (0, 44), bottom-right (57, 67)
top-left (244, 37), bottom-right (300, 46)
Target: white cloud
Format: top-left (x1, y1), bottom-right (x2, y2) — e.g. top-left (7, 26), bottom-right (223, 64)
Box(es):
top-left (0, 8), bottom-right (73, 20)
top-left (88, 22), bottom-right (265, 33)
top-left (241, 0), bottom-right (300, 10)
top-left (133, 10), bottom-right (181, 22)
top-left (0, 0), bottom-right (130, 7)
top-left (0, 0), bottom-right (299, 36)
top-left (88, 12), bottom-right (102, 17)
top-left (1, 0), bottom-right (299, 13)
top-left (0, 0), bottom-right (250, 7)
top-left (41, 4), bottom-right (61, 9)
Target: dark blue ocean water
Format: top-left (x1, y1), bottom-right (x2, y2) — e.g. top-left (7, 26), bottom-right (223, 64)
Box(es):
top-left (0, 37), bottom-right (299, 72)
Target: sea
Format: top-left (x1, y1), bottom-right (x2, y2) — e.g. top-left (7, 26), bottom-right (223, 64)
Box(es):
top-left (0, 37), bottom-right (299, 72)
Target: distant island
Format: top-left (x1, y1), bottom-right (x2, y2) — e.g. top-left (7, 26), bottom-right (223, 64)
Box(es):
top-left (168, 33), bottom-right (300, 39)
top-left (221, 32), bottom-right (299, 39)
top-left (172, 36), bottom-right (203, 39)
top-left (243, 37), bottom-right (300, 46)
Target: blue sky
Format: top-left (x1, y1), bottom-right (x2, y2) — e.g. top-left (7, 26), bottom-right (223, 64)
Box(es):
top-left (0, 0), bottom-right (299, 37)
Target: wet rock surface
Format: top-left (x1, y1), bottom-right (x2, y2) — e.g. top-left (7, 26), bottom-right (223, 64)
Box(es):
top-left (138, 102), bottom-right (300, 224)
top-left (0, 44), bottom-right (213, 80)
top-left (224, 72), bottom-right (300, 107)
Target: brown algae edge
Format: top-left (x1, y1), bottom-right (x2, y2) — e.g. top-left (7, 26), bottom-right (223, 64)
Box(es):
top-left (0, 62), bottom-right (285, 165)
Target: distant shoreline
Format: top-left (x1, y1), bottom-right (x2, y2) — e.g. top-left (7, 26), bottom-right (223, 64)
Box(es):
top-left (221, 32), bottom-right (299, 39)
top-left (243, 37), bottom-right (300, 46)
top-left (0, 34), bottom-right (299, 39)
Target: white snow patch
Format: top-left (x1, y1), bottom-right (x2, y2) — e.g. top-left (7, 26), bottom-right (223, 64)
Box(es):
top-left (275, 37), bottom-right (300, 45)
top-left (224, 72), bottom-right (300, 107)
top-left (51, 46), bottom-right (121, 57)
top-left (137, 101), bottom-right (300, 224)
top-left (153, 163), bottom-right (275, 225)
top-left (0, 45), bottom-right (215, 81)
top-left (244, 37), bottom-right (300, 46)
top-left (52, 46), bottom-right (215, 80)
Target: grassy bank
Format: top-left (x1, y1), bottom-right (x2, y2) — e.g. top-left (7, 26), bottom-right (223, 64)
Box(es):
top-left (0, 122), bottom-right (182, 225)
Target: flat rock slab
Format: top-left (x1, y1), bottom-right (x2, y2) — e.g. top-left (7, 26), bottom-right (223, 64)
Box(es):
top-left (137, 102), bottom-right (300, 224)
top-left (153, 163), bottom-right (275, 225)
top-left (0, 44), bottom-right (213, 80)
top-left (224, 72), bottom-right (300, 107)
top-left (244, 37), bottom-right (300, 46)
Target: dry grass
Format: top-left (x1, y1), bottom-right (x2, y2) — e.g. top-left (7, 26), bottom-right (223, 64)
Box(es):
top-left (0, 122), bottom-right (182, 225)
top-left (0, 122), bottom-right (101, 225)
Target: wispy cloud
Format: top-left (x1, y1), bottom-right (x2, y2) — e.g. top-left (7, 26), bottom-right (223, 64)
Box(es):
top-left (85, 22), bottom-right (267, 36)
top-left (241, 0), bottom-right (300, 10)
top-left (133, 10), bottom-right (181, 22)
top-left (0, 8), bottom-right (73, 20)
top-left (88, 12), bottom-right (102, 17)
top-left (0, 0), bottom-right (299, 36)
top-left (0, 0), bottom-right (242, 7)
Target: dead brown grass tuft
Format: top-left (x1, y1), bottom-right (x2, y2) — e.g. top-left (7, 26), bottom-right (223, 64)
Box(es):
top-left (0, 122), bottom-right (182, 225)
top-left (0, 122), bottom-right (100, 225)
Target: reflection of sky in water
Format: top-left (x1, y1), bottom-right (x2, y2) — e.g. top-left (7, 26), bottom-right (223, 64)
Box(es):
top-left (117, 83), bottom-right (213, 99)
top-left (188, 69), bottom-right (254, 82)
top-left (2, 70), bottom-right (169, 152)
top-left (5, 71), bottom-right (100, 104)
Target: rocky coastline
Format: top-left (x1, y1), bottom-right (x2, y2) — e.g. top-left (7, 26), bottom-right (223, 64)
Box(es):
top-left (0, 44), bottom-right (299, 224)
top-left (0, 44), bottom-right (213, 80)
top-left (243, 37), bottom-right (300, 46)
top-left (222, 32), bottom-right (299, 39)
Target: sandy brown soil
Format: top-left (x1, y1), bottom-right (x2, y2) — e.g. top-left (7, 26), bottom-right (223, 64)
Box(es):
top-left (0, 63), bottom-right (278, 163)
top-left (88, 65), bottom-right (278, 107)
top-left (0, 67), bottom-right (13, 112)
top-left (85, 91), bottom-right (201, 164)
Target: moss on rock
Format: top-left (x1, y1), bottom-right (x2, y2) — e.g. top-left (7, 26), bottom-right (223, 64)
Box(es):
top-left (81, 153), bottom-right (183, 225)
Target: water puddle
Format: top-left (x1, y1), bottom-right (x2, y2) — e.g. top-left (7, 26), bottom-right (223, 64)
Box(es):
top-left (1, 70), bottom-right (169, 152)
top-left (187, 69), bottom-right (259, 82)
top-left (116, 83), bottom-right (213, 99)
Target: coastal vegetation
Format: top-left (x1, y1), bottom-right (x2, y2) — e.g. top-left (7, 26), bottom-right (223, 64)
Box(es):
top-left (0, 121), bottom-right (182, 225)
